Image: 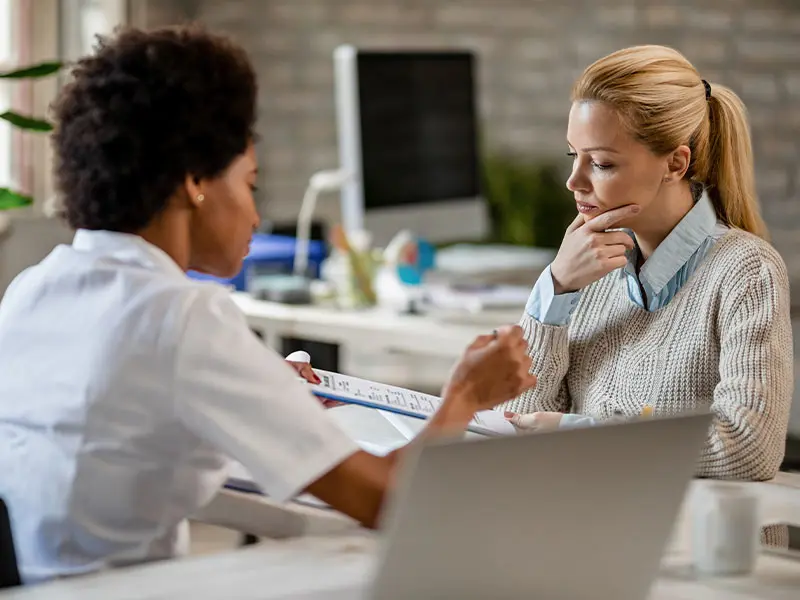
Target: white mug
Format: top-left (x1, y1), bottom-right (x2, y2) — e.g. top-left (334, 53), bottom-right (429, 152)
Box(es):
top-left (691, 482), bottom-right (760, 576)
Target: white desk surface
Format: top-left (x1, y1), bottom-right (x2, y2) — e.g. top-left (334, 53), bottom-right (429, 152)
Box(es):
top-left (230, 292), bottom-right (519, 358)
top-left (193, 487), bottom-right (359, 540)
top-left (6, 476), bottom-right (800, 600)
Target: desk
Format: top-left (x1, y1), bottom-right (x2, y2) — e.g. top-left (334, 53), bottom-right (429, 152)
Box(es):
top-left (231, 292), bottom-right (518, 360)
top-left (8, 478), bottom-right (800, 600)
top-left (193, 488), bottom-right (359, 540)
top-left (234, 291), bottom-right (800, 459)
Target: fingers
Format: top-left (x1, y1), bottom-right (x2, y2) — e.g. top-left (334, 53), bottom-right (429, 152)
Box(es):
top-left (504, 412), bottom-right (533, 429)
top-left (322, 399), bottom-right (346, 409)
top-left (494, 324), bottom-right (525, 344)
top-left (566, 213), bottom-right (584, 234)
top-left (496, 327), bottom-right (535, 396)
top-left (589, 250), bottom-right (627, 274)
top-left (468, 333), bottom-right (495, 351)
top-left (599, 230), bottom-right (636, 250)
top-left (470, 324), bottom-right (524, 351)
top-left (300, 364), bottom-right (322, 384)
top-left (289, 362), bottom-right (322, 384)
top-left (600, 245), bottom-right (632, 260)
top-left (505, 411), bottom-right (561, 430)
top-left (455, 324), bottom-right (535, 411)
top-left (521, 373), bottom-right (538, 392)
top-left (504, 412), bottom-right (540, 430)
top-left (584, 204), bottom-right (641, 232)
top-left (606, 255), bottom-right (628, 270)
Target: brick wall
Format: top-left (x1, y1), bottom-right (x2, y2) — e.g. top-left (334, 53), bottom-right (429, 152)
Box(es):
top-left (135, 0), bottom-right (800, 297)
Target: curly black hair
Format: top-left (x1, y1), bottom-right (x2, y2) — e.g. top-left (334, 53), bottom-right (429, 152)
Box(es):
top-left (52, 25), bottom-right (257, 232)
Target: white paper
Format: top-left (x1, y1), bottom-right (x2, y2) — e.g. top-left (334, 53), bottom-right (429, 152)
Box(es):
top-left (467, 408), bottom-right (516, 436)
top-left (310, 369), bottom-right (514, 436)
top-left (379, 410), bottom-right (426, 441)
top-left (327, 404), bottom-right (409, 453)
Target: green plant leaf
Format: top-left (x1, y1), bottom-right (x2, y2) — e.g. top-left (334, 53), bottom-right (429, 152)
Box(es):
top-left (0, 187), bottom-right (33, 210)
top-left (481, 152), bottom-right (574, 248)
top-left (0, 111), bottom-right (53, 132)
top-left (0, 61), bottom-right (63, 79)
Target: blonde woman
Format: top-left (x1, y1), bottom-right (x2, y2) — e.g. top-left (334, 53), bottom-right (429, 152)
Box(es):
top-left (503, 45), bottom-right (792, 481)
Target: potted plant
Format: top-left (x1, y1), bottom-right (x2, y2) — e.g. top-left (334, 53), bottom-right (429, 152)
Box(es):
top-left (482, 153), bottom-right (575, 249)
top-left (0, 60), bottom-right (63, 211)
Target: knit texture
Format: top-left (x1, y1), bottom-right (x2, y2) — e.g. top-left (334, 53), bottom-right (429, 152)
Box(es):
top-left (502, 230), bottom-right (793, 481)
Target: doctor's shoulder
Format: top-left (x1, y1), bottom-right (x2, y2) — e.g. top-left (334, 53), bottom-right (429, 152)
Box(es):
top-left (169, 278), bottom-right (252, 341)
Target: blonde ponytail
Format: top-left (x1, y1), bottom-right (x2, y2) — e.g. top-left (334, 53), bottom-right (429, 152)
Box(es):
top-left (705, 84), bottom-right (768, 239)
top-left (572, 45), bottom-right (769, 239)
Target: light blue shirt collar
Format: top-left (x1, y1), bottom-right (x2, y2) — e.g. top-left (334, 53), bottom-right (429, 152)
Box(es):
top-left (624, 192), bottom-right (718, 297)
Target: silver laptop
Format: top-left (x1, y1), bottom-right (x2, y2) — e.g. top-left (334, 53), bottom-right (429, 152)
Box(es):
top-left (369, 412), bottom-right (712, 600)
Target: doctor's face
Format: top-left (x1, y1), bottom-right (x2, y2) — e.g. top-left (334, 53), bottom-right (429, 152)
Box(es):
top-left (189, 143), bottom-right (261, 278)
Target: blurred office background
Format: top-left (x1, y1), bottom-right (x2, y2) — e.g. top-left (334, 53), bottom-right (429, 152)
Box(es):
top-left (1, 1), bottom-right (799, 434)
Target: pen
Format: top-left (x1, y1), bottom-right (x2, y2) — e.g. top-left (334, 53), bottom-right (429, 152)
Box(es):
top-left (613, 406), bottom-right (653, 418)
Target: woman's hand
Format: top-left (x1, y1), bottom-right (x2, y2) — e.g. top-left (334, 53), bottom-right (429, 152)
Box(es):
top-left (285, 351), bottom-right (321, 384)
top-left (504, 411), bottom-right (563, 432)
top-left (442, 325), bottom-right (538, 414)
top-left (550, 205), bottom-right (640, 294)
top-left (285, 351), bottom-right (344, 409)
top-left (287, 360), bottom-right (321, 384)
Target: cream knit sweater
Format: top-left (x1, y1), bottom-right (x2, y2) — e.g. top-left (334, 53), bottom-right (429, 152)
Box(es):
top-left (502, 230), bottom-right (793, 481)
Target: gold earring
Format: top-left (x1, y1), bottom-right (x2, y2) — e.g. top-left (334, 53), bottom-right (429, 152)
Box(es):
top-left (196, 194), bottom-right (205, 203)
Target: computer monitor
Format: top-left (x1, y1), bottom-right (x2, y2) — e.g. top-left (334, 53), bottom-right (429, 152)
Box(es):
top-left (334, 45), bottom-right (489, 247)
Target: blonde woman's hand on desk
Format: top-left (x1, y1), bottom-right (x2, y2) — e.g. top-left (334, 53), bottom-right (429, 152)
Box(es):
top-left (504, 410), bottom-right (651, 432)
top-left (504, 411), bottom-right (564, 432)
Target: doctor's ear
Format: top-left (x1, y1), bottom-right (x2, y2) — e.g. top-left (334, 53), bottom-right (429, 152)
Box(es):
top-left (184, 174), bottom-right (206, 207)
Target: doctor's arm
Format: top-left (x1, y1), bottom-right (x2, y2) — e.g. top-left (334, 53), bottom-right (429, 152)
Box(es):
top-left (311, 329), bottom-right (535, 527)
top-left (306, 331), bottom-right (535, 528)
top-left (174, 290), bottom-right (536, 529)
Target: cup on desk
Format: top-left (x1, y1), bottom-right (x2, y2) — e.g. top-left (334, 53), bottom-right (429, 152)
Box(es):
top-left (691, 482), bottom-right (761, 576)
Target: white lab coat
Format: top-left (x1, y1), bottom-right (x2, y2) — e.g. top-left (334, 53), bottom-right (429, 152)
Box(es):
top-left (0, 230), bottom-right (359, 583)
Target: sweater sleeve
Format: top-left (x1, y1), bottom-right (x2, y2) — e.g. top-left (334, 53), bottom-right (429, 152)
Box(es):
top-left (698, 253), bottom-right (793, 481)
top-left (499, 311), bottom-right (572, 415)
top-left (527, 265), bottom-right (583, 326)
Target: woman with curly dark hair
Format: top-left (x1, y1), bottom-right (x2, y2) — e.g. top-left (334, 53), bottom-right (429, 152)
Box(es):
top-left (0, 25), bottom-right (535, 582)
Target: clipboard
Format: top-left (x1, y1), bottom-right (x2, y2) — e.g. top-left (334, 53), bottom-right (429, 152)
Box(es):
top-left (308, 369), bottom-right (515, 437)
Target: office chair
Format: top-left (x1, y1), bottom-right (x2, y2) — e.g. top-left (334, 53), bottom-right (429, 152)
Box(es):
top-left (0, 498), bottom-right (21, 588)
